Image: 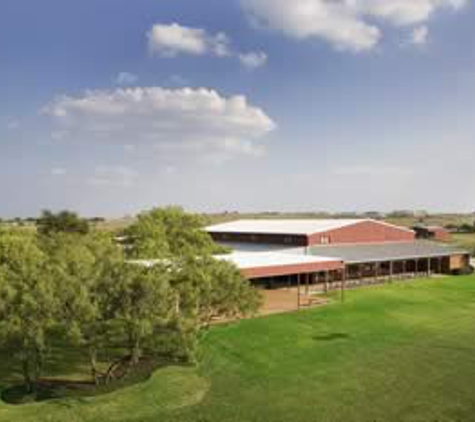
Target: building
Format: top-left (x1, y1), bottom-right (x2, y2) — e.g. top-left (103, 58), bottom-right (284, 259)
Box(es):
top-left (412, 225), bottom-right (451, 242)
top-left (207, 219), bottom-right (470, 294)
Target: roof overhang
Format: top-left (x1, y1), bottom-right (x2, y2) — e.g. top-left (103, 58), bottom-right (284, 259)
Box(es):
top-left (216, 252), bottom-right (344, 279)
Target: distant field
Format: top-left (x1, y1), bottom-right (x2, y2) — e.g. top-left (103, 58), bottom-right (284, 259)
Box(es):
top-left (2, 275), bottom-right (475, 422)
top-left (449, 233), bottom-right (475, 254)
top-left (3, 213), bottom-right (474, 236)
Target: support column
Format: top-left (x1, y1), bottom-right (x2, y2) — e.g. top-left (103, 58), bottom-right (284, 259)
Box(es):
top-left (324, 271), bottom-right (329, 293)
top-left (428, 258), bottom-right (431, 277)
top-left (341, 268), bottom-right (346, 303)
top-left (305, 273), bottom-right (309, 296)
top-left (297, 273), bottom-right (301, 310)
top-left (389, 261), bottom-right (394, 282)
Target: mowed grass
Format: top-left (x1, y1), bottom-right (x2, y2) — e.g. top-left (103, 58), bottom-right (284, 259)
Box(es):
top-left (1, 276), bottom-right (475, 422)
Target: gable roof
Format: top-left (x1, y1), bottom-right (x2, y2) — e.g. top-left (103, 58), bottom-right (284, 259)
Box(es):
top-left (206, 219), bottom-right (413, 237)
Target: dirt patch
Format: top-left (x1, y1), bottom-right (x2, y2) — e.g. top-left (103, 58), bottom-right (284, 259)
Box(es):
top-left (259, 288), bottom-right (328, 315)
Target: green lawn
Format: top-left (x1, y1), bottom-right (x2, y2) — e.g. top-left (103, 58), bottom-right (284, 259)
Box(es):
top-left (1, 276), bottom-right (475, 422)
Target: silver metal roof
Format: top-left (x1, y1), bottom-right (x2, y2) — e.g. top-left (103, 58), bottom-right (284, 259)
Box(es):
top-left (308, 241), bottom-right (468, 264)
top-left (216, 252), bottom-right (341, 270)
top-left (206, 219), bottom-right (414, 236)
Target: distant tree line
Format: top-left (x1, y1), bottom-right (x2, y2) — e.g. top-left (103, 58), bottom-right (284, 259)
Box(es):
top-left (0, 207), bottom-right (260, 394)
top-left (0, 213), bottom-right (105, 228)
top-left (444, 222), bottom-right (475, 234)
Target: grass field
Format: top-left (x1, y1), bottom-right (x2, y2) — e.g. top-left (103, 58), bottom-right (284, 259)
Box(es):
top-left (450, 233), bottom-right (475, 255)
top-left (1, 276), bottom-right (475, 422)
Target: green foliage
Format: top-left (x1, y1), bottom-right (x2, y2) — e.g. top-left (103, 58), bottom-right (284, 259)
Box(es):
top-left (43, 232), bottom-right (124, 383)
top-left (124, 206), bottom-right (219, 259)
top-left (37, 210), bottom-right (90, 237)
top-left (0, 207), bottom-right (261, 395)
top-left (0, 234), bottom-right (56, 392)
top-left (110, 263), bottom-right (175, 365)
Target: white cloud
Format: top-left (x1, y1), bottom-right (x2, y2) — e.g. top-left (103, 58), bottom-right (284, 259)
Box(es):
top-left (241, 0), bottom-right (468, 52)
top-left (43, 87), bottom-right (276, 162)
top-left (147, 23), bottom-right (268, 69)
top-left (89, 166), bottom-right (138, 188)
top-left (147, 23), bottom-right (231, 58)
top-left (411, 25), bottom-right (429, 45)
top-left (239, 51), bottom-right (268, 69)
top-left (115, 72), bottom-right (138, 86)
top-left (241, 0), bottom-right (381, 52)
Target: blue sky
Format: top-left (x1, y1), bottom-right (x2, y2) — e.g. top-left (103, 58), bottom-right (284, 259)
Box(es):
top-left (1, 0), bottom-right (474, 217)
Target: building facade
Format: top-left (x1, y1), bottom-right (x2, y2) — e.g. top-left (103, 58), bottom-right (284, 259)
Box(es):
top-left (208, 219), bottom-right (470, 290)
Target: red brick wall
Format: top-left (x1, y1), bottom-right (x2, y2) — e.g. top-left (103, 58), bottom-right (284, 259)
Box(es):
top-left (432, 228), bottom-right (450, 242)
top-left (307, 220), bottom-right (415, 246)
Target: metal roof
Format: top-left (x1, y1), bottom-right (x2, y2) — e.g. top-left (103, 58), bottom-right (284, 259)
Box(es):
top-left (216, 251), bottom-right (340, 269)
top-left (207, 219), bottom-right (372, 236)
top-left (308, 241), bottom-right (468, 264)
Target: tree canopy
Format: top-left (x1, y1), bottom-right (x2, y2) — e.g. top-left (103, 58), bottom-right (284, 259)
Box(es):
top-left (124, 206), bottom-right (222, 259)
top-left (37, 210), bottom-right (90, 236)
top-left (0, 207), bottom-right (261, 395)
top-left (0, 233), bottom-right (56, 392)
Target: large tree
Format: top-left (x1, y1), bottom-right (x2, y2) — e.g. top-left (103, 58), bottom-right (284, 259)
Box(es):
top-left (124, 206), bottom-right (220, 259)
top-left (124, 207), bottom-right (260, 360)
top-left (37, 210), bottom-right (90, 236)
top-left (45, 232), bottom-right (123, 384)
top-left (110, 262), bottom-right (175, 366)
top-left (0, 233), bottom-right (57, 392)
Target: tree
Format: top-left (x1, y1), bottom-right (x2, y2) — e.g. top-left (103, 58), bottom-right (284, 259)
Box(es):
top-left (123, 206), bottom-right (261, 361)
top-left (37, 210), bottom-right (90, 236)
top-left (124, 206), bottom-right (221, 260)
top-left (0, 233), bottom-right (57, 392)
top-left (177, 257), bottom-right (261, 321)
top-left (45, 232), bottom-right (123, 384)
top-left (160, 256), bottom-right (261, 361)
top-left (110, 262), bottom-right (174, 366)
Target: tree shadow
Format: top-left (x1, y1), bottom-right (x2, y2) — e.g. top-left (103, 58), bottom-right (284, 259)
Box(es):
top-left (313, 332), bottom-right (351, 342)
top-left (0, 355), bottom-right (191, 405)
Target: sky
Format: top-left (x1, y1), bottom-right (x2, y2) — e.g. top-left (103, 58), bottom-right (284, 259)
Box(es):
top-left (1, 0), bottom-right (474, 218)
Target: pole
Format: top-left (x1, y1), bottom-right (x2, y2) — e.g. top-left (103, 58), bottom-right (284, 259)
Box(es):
top-left (341, 268), bottom-right (346, 303)
top-left (297, 273), bottom-right (301, 310)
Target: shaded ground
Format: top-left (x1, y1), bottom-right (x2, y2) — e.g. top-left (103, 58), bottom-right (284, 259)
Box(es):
top-left (1, 275), bottom-right (475, 422)
top-left (259, 288), bottom-right (327, 315)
